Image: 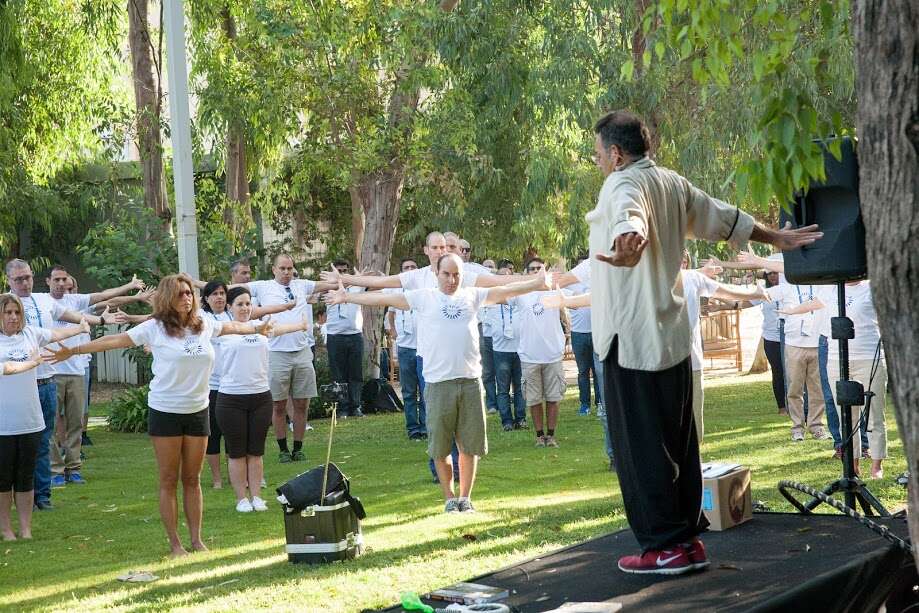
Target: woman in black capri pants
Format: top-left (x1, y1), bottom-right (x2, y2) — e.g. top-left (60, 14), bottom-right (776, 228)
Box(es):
top-left (216, 287), bottom-right (309, 512)
top-left (1, 293), bottom-right (89, 541)
top-left (202, 281), bottom-right (293, 489)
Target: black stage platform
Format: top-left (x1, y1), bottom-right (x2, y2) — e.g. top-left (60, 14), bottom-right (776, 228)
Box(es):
top-left (378, 513), bottom-right (915, 612)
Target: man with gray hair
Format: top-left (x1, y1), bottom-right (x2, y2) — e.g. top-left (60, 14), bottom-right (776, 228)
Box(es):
top-left (229, 259), bottom-right (253, 284)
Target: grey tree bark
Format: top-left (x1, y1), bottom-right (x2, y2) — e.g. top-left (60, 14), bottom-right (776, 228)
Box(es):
top-left (853, 1), bottom-right (918, 559)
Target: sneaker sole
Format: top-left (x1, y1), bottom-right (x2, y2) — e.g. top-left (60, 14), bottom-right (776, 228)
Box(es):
top-left (690, 560), bottom-right (710, 570)
top-left (617, 562), bottom-right (695, 575)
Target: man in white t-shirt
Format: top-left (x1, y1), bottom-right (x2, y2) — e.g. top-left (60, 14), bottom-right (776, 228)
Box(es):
top-left (385, 258), bottom-right (426, 439)
top-left (244, 254), bottom-right (336, 463)
top-left (678, 252), bottom-right (768, 441)
top-left (4, 259), bottom-right (108, 510)
top-left (229, 258), bottom-right (253, 284)
top-left (510, 258), bottom-right (568, 448)
top-left (478, 259), bottom-right (499, 416)
top-left (768, 281), bottom-right (829, 442)
top-left (565, 255), bottom-right (600, 417)
top-left (492, 264), bottom-right (527, 431)
top-left (325, 259), bottom-right (366, 419)
top-left (324, 253), bottom-right (552, 513)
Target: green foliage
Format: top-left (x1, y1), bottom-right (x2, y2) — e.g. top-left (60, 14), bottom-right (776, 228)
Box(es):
top-left (106, 384), bottom-right (149, 433)
top-left (0, 0), bottom-right (128, 255)
top-left (634, 0), bottom-right (855, 209)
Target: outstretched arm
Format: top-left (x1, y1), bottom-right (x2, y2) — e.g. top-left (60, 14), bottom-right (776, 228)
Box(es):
top-left (324, 284), bottom-right (410, 310)
top-left (43, 333), bottom-right (136, 363)
top-left (1, 349), bottom-right (45, 375)
top-left (778, 299), bottom-right (826, 316)
top-left (47, 319), bottom-right (92, 344)
top-left (711, 283), bottom-right (769, 304)
top-left (474, 273), bottom-right (533, 288)
top-left (88, 274), bottom-right (146, 305)
top-left (483, 270), bottom-right (552, 306)
top-left (250, 301), bottom-right (296, 319)
top-left (541, 291), bottom-right (591, 309)
top-left (320, 269), bottom-right (403, 289)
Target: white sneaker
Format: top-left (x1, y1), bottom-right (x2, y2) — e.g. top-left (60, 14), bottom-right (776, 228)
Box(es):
top-left (236, 498), bottom-right (254, 513)
top-left (251, 497), bottom-right (268, 512)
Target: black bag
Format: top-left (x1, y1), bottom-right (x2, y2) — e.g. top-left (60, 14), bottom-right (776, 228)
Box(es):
top-left (361, 378), bottom-right (404, 414)
top-left (277, 462), bottom-right (366, 519)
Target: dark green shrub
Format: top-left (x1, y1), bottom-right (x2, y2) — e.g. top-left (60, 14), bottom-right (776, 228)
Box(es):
top-left (107, 385), bottom-right (149, 433)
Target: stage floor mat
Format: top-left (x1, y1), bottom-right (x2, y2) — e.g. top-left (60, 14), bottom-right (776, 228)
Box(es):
top-left (378, 512), bottom-right (913, 612)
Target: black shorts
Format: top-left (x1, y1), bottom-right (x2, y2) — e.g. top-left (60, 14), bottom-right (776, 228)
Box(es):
top-left (148, 407), bottom-right (210, 437)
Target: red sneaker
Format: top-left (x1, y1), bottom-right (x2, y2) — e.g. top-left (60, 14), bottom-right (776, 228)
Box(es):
top-left (617, 547), bottom-right (693, 575)
top-left (683, 538), bottom-right (710, 570)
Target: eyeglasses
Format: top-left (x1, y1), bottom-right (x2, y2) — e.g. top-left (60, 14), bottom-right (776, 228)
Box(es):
top-left (527, 267), bottom-right (543, 273)
top-left (285, 286), bottom-right (294, 301)
top-left (178, 290), bottom-right (193, 297)
top-left (461, 247), bottom-right (471, 253)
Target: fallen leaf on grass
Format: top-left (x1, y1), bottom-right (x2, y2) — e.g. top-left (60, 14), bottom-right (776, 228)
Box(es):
top-left (718, 564), bottom-right (742, 571)
top-left (116, 571), bottom-right (159, 583)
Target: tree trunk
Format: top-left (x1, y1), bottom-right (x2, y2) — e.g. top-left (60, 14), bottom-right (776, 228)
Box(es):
top-left (127, 0), bottom-right (169, 224)
top-left (350, 167), bottom-right (405, 379)
top-left (222, 6), bottom-right (249, 231)
top-left (853, 1), bottom-right (918, 560)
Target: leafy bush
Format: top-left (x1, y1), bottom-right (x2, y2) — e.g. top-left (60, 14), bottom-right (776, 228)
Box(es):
top-left (107, 385), bottom-right (149, 433)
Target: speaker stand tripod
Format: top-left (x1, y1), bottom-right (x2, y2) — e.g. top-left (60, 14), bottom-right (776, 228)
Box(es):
top-left (803, 281), bottom-right (888, 516)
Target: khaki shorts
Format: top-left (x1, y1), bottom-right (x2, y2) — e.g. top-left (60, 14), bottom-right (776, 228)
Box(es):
top-left (424, 378), bottom-right (487, 459)
top-left (268, 347), bottom-right (317, 401)
top-left (522, 361), bottom-right (566, 405)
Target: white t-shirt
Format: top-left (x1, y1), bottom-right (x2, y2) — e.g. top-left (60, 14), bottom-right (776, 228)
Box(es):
top-left (768, 283), bottom-right (819, 348)
top-left (680, 270), bottom-right (719, 371)
top-left (126, 316), bottom-right (222, 414)
top-left (508, 292), bottom-right (566, 364)
top-left (247, 279), bottom-right (316, 352)
top-left (399, 265), bottom-right (479, 358)
top-left (326, 287), bottom-right (364, 335)
top-left (217, 332), bottom-right (270, 394)
top-left (0, 326), bottom-right (54, 435)
top-left (21, 293), bottom-right (67, 379)
top-left (404, 287), bottom-right (489, 383)
top-left (491, 302), bottom-right (521, 353)
top-left (52, 293), bottom-right (93, 376)
top-left (822, 282), bottom-right (883, 362)
top-left (479, 305), bottom-right (498, 338)
top-left (566, 281), bottom-right (592, 334)
top-left (204, 310), bottom-right (233, 390)
top-left (384, 289), bottom-right (417, 349)
top-left (570, 259), bottom-right (591, 286)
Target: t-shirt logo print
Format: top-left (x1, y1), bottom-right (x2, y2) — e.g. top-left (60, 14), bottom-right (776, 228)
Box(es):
top-left (243, 335), bottom-right (259, 344)
top-left (441, 302), bottom-right (464, 320)
top-left (531, 302), bottom-right (545, 316)
top-left (5, 349), bottom-right (29, 362)
top-left (182, 337), bottom-right (204, 356)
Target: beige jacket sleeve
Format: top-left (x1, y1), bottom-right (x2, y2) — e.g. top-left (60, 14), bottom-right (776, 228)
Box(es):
top-left (683, 180), bottom-right (755, 248)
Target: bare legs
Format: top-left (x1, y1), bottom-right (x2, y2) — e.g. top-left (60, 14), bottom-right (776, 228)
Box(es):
top-left (152, 435), bottom-right (208, 557)
top-left (433, 451), bottom-right (478, 501)
top-left (205, 453), bottom-right (223, 489)
top-left (228, 456), bottom-right (264, 502)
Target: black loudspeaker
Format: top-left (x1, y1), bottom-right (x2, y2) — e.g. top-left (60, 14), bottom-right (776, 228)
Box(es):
top-left (779, 136), bottom-right (867, 284)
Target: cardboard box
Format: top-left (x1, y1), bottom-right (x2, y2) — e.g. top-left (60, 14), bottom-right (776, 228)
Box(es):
top-left (701, 464), bottom-right (752, 531)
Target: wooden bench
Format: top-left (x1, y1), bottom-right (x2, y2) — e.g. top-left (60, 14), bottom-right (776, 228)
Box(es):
top-left (701, 308), bottom-right (743, 372)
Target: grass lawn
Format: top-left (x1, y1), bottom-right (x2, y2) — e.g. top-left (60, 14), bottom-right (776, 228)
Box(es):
top-left (0, 373), bottom-right (907, 612)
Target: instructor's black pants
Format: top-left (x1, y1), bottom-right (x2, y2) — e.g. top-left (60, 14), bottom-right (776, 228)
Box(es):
top-left (327, 332), bottom-right (364, 414)
top-left (603, 337), bottom-right (708, 552)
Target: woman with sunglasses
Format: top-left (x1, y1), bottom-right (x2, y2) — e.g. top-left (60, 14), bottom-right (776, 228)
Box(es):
top-left (45, 274), bottom-right (274, 557)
